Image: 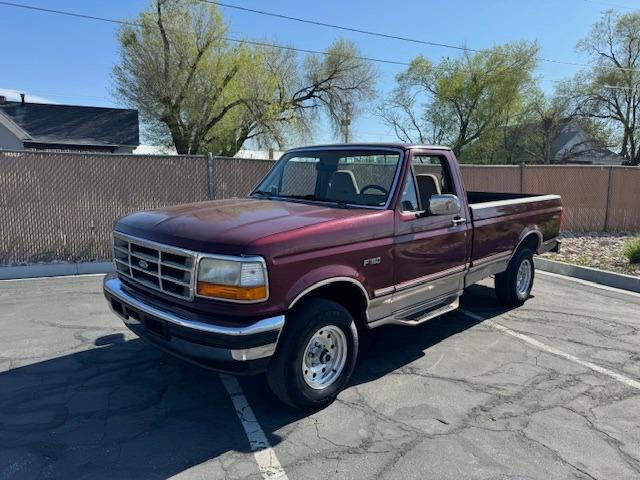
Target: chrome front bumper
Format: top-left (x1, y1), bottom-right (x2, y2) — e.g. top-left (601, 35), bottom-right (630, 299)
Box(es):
top-left (103, 274), bottom-right (284, 372)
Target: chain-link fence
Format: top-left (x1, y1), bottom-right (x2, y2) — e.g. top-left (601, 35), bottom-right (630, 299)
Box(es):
top-left (461, 165), bottom-right (521, 193)
top-left (0, 151), bottom-right (215, 265)
top-left (1, 150), bottom-right (638, 266)
top-left (460, 164), bottom-right (640, 232)
top-left (208, 155), bottom-right (274, 200)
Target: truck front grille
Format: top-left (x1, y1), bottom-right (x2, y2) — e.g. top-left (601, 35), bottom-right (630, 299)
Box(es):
top-left (113, 232), bottom-right (196, 301)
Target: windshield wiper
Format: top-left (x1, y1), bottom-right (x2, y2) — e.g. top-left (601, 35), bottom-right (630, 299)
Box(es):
top-left (317, 198), bottom-right (351, 209)
top-left (282, 194), bottom-right (352, 208)
top-left (280, 194), bottom-right (318, 200)
top-left (264, 193), bottom-right (352, 208)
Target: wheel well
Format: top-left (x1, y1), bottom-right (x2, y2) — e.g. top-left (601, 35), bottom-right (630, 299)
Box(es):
top-left (519, 232), bottom-right (541, 254)
top-left (292, 282), bottom-right (368, 331)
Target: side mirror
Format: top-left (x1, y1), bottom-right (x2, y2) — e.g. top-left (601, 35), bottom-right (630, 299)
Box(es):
top-left (428, 194), bottom-right (462, 216)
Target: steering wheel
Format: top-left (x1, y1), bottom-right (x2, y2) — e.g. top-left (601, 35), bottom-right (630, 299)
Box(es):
top-left (360, 184), bottom-right (388, 195)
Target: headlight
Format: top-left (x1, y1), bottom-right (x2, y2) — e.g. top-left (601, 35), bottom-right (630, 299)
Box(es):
top-left (196, 257), bottom-right (267, 301)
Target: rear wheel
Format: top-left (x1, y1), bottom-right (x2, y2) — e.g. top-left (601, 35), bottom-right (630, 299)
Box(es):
top-left (495, 248), bottom-right (535, 307)
top-left (266, 298), bottom-right (358, 410)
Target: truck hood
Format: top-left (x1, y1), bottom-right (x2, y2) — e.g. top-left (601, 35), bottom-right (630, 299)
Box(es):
top-left (115, 198), bottom-right (378, 254)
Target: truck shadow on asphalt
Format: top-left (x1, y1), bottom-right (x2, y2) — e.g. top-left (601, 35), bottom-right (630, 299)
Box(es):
top-left (0, 284), bottom-right (518, 479)
top-left (244, 284), bottom-right (525, 434)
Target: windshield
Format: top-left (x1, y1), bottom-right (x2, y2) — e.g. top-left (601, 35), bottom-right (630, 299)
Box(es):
top-left (252, 149), bottom-right (402, 208)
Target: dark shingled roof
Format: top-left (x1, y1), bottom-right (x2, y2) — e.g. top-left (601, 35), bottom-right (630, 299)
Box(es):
top-left (0, 101), bottom-right (139, 147)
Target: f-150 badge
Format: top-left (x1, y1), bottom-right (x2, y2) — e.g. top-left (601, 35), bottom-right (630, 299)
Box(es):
top-left (363, 257), bottom-right (381, 267)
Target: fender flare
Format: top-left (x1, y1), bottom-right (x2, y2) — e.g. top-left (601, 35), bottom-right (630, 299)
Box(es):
top-left (512, 228), bottom-right (543, 258)
top-left (288, 274), bottom-right (370, 311)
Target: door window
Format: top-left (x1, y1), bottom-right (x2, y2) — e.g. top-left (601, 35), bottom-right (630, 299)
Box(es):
top-left (411, 155), bottom-right (456, 210)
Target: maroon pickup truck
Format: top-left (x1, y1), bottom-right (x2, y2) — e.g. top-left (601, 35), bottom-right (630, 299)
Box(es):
top-left (103, 144), bottom-right (562, 408)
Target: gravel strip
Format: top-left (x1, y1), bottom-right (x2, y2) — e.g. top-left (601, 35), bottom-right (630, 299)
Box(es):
top-left (543, 232), bottom-right (640, 277)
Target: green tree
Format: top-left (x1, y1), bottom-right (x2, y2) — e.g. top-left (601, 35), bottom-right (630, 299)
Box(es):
top-left (573, 10), bottom-right (640, 165)
top-left (113, 0), bottom-right (376, 155)
top-left (378, 42), bottom-right (538, 162)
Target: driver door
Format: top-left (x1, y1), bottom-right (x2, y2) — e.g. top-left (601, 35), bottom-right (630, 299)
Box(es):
top-left (391, 151), bottom-right (470, 312)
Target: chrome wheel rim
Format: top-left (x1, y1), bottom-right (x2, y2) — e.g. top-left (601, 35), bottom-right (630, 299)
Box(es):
top-left (302, 325), bottom-right (348, 390)
top-left (516, 258), bottom-right (532, 298)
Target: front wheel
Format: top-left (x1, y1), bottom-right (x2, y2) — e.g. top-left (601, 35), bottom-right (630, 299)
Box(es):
top-left (495, 248), bottom-right (535, 307)
top-left (266, 298), bottom-right (358, 410)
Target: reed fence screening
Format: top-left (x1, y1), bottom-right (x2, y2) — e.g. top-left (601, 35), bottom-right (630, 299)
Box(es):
top-left (1, 150), bottom-right (638, 265)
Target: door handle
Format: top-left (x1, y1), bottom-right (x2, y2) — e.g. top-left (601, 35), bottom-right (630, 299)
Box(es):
top-left (452, 217), bottom-right (466, 226)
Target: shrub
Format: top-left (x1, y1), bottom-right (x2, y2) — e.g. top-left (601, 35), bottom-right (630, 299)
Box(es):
top-left (623, 237), bottom-right (640, 264)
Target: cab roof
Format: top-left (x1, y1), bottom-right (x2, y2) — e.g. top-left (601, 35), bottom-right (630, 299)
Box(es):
top-left (287, 143), bottom-right (452, 152)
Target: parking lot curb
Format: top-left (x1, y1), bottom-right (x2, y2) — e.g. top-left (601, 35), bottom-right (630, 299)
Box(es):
top-left (535, 257), bottom-right (640, 293)
top-left (0, 262), bottom-right (114, 280)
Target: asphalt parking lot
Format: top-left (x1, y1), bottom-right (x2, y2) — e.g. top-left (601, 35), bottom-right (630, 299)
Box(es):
top-left (1, 271), bottom-right (640, 480)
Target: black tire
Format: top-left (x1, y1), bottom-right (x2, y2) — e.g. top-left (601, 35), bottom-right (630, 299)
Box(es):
top-left (495, 248), bottom-right (535, 307)
top-left (266, 297), bottom-right (358, 410)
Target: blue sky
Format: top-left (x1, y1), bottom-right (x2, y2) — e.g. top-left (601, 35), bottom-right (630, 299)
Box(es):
top-left (1, 0), bottom-right (637, 145)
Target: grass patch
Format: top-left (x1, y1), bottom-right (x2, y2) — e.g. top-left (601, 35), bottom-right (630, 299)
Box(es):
top-left (623, 237), bottom-right (640, 264)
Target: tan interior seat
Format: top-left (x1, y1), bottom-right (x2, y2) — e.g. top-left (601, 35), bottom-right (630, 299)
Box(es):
top-left (415, 173), bottom-right (441, 208)
top-left (328, 170), bottom-right (359, 200)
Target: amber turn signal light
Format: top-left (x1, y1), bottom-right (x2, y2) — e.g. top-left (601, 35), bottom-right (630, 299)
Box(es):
top-left (196, 282), bottom-right (267, 301)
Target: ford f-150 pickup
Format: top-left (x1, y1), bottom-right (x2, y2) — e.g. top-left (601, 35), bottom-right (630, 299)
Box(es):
top-left (103, 143), bottom-right (562, 409)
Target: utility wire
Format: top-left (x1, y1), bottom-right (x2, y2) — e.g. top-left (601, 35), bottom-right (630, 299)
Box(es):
top-left (0, 0), bottom-right (409, 67)
top-left (228, 37), bottom-right (411, 67)
top-left (208, 0), bottom-right (640, 73)
top-left (0, 1), bottom-right (512, 71)
top-left (1, 0), bottom-right (638, 85)
top-left (0, 1), bottom-right (417, 69)
top-left (0, 1), bottom-right (139, 26)
top-left (206, 1), bottom-right (479, 54)
top-left (0, 1), bottom-right (544, 82)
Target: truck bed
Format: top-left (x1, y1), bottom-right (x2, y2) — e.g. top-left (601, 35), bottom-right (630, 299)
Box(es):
top-left (466, 191), bottom-right (562, 265)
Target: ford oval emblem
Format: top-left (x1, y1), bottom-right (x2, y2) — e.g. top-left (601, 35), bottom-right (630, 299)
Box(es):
top-left (138, 260), bottom-right (149, 269)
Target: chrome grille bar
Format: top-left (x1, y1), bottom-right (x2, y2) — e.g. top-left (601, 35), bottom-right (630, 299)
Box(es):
top-left (112, 232), bottom-right (196, 300)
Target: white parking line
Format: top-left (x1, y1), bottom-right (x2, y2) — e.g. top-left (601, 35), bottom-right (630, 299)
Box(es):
top-left (459, 309), bottom-right (640, 391)
top-left (537, 270), bottom-right (640, 299)
top-left (219, 374), bottom-right (289, 480)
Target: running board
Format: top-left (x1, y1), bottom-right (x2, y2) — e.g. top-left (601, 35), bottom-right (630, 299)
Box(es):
top-left (368, 296), bottom-right (460, 328)
top-left (397, 297), bottom-right (460, 326)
